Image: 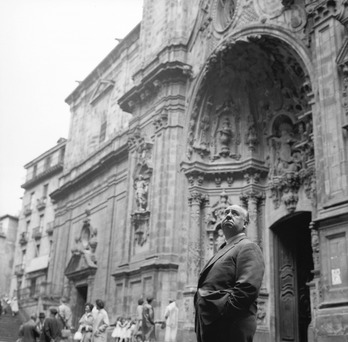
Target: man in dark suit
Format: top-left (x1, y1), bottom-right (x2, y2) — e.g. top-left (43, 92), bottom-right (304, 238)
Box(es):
top-left (194, 204), bottom-right (265, 342)
top-left (18, 314), bottom-right (40, 342)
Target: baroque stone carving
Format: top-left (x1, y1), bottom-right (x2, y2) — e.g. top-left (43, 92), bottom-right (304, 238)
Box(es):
top-left (189, 97), bottom-right (241, 161)
top-left (205, 191), bottom-right (231, 253)
top-left (134, 175), bottom-right (149, 212)
top-left (72, 212), bottom-right (98, 263)
top-left (267, 114), bottom-right (315, 212)
top-left (131, 211), bottom-right (150, 246)
top-left (212, 0), bottom-right (237, 32)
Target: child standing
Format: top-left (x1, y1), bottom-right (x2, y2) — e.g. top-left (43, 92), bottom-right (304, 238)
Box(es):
top-left (112, 316), bottom-right (123, 342)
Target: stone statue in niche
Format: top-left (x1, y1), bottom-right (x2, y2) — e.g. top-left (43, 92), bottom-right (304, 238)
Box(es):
top-left (218, 117), bottom-right (233, 157)
top-left (271, 122), bottom-right (298, 176)
top-left (134, 175), bottom-right (149, 212)
top-left (210, 100), bottom-right (240, 160)
top-left (245, 116), bottom-right (258, 151)
top-left (72, 217), bottom-right (98, 260)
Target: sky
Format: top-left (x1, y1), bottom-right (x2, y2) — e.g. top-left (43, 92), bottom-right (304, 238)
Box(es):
top-left (0, 0), bottom-right (144, 217)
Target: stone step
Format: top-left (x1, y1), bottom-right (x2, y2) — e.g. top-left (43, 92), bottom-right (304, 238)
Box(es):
top-left (0, 314), bottom-right (23, 342)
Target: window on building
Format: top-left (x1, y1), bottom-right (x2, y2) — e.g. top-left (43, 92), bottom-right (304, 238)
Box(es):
top-left (99, 120), bottom-right (107, 143)
top-left (33, 164), bottom-right (37, 178)
top-left (30, 278), bottom-right (36, 297)
top-left (35, 243), bottom-right (40, 258)
top-left (59, 147), bottom-right (65, 163)
top-left (39, 215), bottom-right (44, 230)
top-left (21, 249), bottom-right (26, 267)
top-left (45, 156), bottom-right (51, 169)
top-left (43, 184), bottom-right (49, 198)
top-left (29, 192), bottom-right (34, 206)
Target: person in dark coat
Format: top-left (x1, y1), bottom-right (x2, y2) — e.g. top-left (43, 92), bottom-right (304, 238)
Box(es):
top-left (19, 314), bottom-right (40, 342)
top-left (142, 297), bottom-right (156, 342)
top-left (42, 307), bottom-right (62, 342)
top-left (194, 204), bottom-right (265, 342)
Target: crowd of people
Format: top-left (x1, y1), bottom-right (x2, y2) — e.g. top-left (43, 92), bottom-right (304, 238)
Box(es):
top-left (17, 297), bottom-right (109, 342)
top-left (0, 295), bottom-right (19, 316)
top-left (15, 296), bottom-right (179, 342)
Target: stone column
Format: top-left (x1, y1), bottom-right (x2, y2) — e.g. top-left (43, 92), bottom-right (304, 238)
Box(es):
top-left (186, 190), bottom-right (205, 287)
top-left (240, 190), bottom-right (264, 245)
top-left (183, 190), bottom-right (206, 332)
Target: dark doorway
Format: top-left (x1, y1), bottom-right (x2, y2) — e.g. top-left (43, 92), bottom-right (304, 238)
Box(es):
top-left (272, 212), bottom-right (313, 342)
top-left (74, 285), bottom-right (87, 329)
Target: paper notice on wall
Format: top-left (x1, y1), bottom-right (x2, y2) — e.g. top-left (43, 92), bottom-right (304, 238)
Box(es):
top-left (331, 268), bottom-right (342, 285)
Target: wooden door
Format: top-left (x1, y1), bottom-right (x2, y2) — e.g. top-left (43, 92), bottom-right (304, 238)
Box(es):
top-left (274, 213), bottom-right (313, 342)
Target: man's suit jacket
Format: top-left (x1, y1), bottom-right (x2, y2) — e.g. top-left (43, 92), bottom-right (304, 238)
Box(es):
top-left (194, 235), bottom-right (265, 342)
top-left (19, 319), bottom-right (40, 342)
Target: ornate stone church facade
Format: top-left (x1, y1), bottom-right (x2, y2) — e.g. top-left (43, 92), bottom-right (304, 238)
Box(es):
top-left (47, 0), bottom-right (348, 341)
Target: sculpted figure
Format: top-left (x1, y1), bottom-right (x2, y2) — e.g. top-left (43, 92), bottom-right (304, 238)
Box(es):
top-left (135, 175), bottom-right (148, 211)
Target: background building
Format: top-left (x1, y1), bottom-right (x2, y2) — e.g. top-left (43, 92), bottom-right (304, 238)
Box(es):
top-left (10, 138), bottom-right (66, 314)
top-left (12, 1), bottom-right (348, 341)
top-left (0, 215), bottom-right (18, 296)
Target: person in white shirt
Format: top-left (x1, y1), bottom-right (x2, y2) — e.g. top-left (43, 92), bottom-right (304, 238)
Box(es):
top-left (164, 300), bottom-right (179, 342)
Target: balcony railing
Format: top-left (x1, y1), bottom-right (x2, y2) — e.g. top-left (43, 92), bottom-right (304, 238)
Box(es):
top-left (36, 197), bottom-right (47, 211)
top-left (32, 226), bottom-right (42, 240)
top-left (19, 232), bottom-right (28, 245)
top-left (46, 221), bottom-right (54, 235)
top-left (14, 263), bottom-right (25, 276)
top-left (23, 204), bottom-right (32, 216)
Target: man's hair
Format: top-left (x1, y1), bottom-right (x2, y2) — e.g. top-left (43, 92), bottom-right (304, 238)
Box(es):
top-left (146, 296), bottom-right (154, 304)
top-left (95, 299), bottom-right (105, 309)
top-left (138, 298), bottom-right (144, 305)
top-left (30, 313), bottom-right (37, 320)
top-left (49, 307), bottom-right (58, 315)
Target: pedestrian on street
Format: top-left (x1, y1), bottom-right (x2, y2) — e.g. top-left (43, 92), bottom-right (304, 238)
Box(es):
top-left (163, 300), bottom-right (178, 342)
top-left (194, 204), bottom-right (265, 342)
top-left (92, 299), bottom-right (109, 342)
top-left (42, 307), bottom-right (62, 342)
top-left (142, 297), bottom-right (156, 342)
top-left (18, 313), bottom-right (40, 342)
top-left (36, 312), bottom-right (46, 341)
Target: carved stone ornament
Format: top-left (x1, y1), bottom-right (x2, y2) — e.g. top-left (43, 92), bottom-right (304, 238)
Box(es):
top-left (71, 215), bottom-right (98, 264)
top-left (269, 171), bottom-right (301, 212)
top-left (132, 134), bottom-right (153, 213)
top-left (309, 221), bottom-right (320, 273)
top-left (212, 0), bottom-right (237, 32)
top-left (205, 191), bottom-right (231, 252)
top-left (267, 113), bottom-right (315, 212)
top-left (189, 96), bottom-right (241, 161)
top-left (131, 211), bottom-right (150, 246)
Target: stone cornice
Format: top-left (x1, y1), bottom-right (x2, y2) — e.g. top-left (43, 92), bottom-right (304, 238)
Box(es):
top-left (50, 144), bottom-right (128, 201)
top-left (112, 260), bottom-right (179, 279)
top-left (65, 23), bottom-right (141, 105)
top-left (21, 163), bottom-right (63, 190)
top-left (308, 0), bottom-right (348, 27)
top-left (118, 59), bottom-right (192, 113)
top-left (181, 158), bottom-right (269, 179)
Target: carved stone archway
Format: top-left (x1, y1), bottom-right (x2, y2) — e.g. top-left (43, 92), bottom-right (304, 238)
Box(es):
top-left (181, 31), bottom-right (316, 333)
